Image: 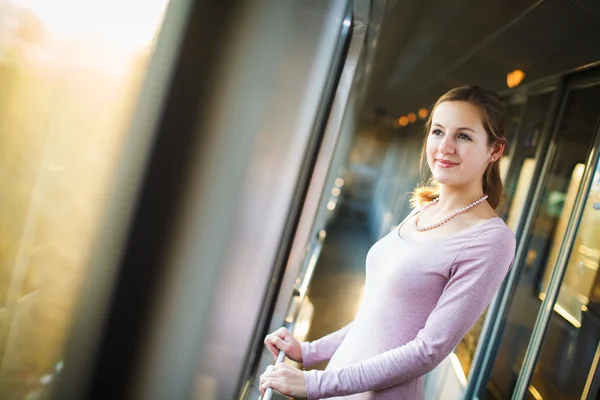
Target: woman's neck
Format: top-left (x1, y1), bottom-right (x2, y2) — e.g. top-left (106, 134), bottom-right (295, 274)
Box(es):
top-left (432, 184), bottom-right (486, 215)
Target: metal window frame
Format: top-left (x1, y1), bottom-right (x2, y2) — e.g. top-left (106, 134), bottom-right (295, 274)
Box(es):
top-left (512, 75), bottom-right (600, 399)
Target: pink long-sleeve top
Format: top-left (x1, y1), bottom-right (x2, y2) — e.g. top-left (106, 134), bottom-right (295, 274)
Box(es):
top-left (300, 216), bottom-right (516, 399)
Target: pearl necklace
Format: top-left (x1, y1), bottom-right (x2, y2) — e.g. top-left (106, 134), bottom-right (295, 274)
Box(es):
top-left (412, 194), bottom-right (489, 232)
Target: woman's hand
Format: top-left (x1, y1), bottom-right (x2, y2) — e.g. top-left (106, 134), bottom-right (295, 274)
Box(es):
top-left (259, 363), bottom-right (307, 398)
top-left (264, 327), bottom-right (302, 363)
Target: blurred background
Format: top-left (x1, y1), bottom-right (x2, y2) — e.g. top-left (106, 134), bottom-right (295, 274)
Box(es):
top-left (0, 0), bottom-right (599, 399)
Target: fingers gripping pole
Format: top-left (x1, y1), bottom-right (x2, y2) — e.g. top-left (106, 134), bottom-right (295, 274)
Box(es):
top-left (261, 350), bottom-right (286, 400)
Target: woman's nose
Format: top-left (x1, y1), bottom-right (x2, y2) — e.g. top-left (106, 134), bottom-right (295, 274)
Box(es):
top-left (438, 134), bottom-right (455, 154)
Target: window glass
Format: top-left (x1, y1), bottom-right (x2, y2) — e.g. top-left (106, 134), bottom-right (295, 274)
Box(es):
top-left (483, 82), bottom-right (600, 400)
top-left (0, 1), bottom-right (168, 397)
top-left (529, 143), bottom-right (600, 400)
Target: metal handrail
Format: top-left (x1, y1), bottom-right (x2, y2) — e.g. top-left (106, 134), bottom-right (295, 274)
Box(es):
top-left (261, 351), bottom-right (287, 400)
top-left (261, 230), bottom-right (326, 400)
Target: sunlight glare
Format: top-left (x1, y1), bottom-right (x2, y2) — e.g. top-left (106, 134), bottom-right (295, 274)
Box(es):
top-left (12, 0), bottom-right (168, 51)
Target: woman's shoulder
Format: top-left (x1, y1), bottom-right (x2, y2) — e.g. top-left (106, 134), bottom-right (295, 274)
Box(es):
top-left (465, 217), bottom-right (516, 254)
top-left (448, 218), bottom-right (516, 276)
top-left (478, 216), bottom-right (514, 234)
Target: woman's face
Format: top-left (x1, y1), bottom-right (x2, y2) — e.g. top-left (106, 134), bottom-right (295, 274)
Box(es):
top-left (426, 100), bottom-right (497, 188)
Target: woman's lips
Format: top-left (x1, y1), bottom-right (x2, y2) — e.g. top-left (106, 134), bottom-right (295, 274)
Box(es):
top-left (436, 159), bottom-right (459, 168)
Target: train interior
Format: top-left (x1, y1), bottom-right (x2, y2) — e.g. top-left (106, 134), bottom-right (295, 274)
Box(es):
top-left (0, 0), bottom-right (600, 399)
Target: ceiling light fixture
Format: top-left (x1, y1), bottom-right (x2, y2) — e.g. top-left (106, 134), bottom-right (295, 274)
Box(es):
top-left (507, 70), bottom-right (526, 88)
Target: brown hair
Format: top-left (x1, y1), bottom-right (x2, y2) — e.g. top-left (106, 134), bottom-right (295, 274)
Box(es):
top-left (410, 85), bottom-right (507, 210)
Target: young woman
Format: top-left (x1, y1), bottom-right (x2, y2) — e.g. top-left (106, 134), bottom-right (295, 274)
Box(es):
top-left (260, 85), bottom-right (516, 399)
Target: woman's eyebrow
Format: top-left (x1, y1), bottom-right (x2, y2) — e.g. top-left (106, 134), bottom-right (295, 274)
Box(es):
top-left (433, 123), bottom-right (476, 133)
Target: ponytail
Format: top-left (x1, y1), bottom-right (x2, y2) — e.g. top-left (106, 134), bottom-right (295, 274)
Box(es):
top-left (483, 161), bottom-right (503, 210)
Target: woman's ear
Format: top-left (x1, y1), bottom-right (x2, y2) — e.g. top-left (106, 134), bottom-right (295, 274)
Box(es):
top-left (489, 138), bottom-right (506, 162)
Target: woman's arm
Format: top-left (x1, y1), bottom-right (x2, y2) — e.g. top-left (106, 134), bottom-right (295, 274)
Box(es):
top-left (301, 322), bottom-right (353, 367)
top-left (304, 227), bottom-right (516, 399)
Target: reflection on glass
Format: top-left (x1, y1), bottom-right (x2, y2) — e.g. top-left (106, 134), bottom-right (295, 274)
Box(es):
top-left (0, 1), bottom-right (168, 398)
top-left (506, 158), bottom-right (536, 232)
top-left (484, 83), bottom-right (600, 399)
top-left (530, 158), bottom-right (600, 400)
top-left (540, 164), bottom-right (586, 327)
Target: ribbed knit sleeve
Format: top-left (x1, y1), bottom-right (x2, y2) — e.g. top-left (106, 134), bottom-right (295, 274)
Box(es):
top-left (301, 323), bottom-right (353, 367)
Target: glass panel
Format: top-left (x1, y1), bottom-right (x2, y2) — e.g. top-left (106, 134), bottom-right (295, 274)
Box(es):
top-left (0, 1), bottom-right (168, 398)
top-left (540, 163), bottom-right (586, 320)
top-left (503, 91), bottom-right (554, 232)
top-left (454, 94), bottom-right (548, 377)
top-left (483, 82), bottom-right (600, 400)
top-left (529, 151), bottom-right (600, 400)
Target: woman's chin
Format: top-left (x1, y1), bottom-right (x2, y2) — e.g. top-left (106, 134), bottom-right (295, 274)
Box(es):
top-left (432, 176), bottom-right (476, 190)
top-left (431, 174), bottom-right (456, 185)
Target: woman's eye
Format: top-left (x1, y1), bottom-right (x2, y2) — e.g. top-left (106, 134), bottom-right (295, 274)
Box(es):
top-left (431, 129), bottom-right (443, 136)
top-left (458, 133), bottom-right (472, 141)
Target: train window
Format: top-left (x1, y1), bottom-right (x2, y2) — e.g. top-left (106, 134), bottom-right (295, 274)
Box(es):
top-left (0, 1), bottom-right (168, 398)
top-left (484, 81), bottom-right (600, 400)
top-left (530, 149), bottom-right (600, 400)
top-left (539, 162), bottom-right (586, 316)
